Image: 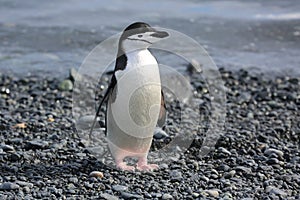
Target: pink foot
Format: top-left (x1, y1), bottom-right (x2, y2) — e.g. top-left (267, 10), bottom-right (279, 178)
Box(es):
top-left (137, 163), bottom-right (159, 171)
top-left (116, 162), bottom-right (135, 171)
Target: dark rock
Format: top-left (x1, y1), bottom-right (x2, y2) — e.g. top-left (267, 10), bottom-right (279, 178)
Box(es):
top-left (218, 164), bottom-right (230, 172)
top-left (26, 140), bottom-right (49, 150)
top-left (267, 158), bottom-right (280, 165)
top-left (9, 153), bottom-right (21, 162)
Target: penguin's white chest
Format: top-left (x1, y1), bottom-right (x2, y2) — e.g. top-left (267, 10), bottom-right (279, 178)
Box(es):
top-left (110, 49), bottom-right (161, 139)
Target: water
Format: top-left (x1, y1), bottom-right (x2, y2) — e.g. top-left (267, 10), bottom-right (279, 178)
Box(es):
top-left (0, 0), bottom-right (299, 77)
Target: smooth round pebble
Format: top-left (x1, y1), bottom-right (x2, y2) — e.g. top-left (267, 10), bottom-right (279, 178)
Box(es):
top-left (89, 171), bottom-right (104, 179)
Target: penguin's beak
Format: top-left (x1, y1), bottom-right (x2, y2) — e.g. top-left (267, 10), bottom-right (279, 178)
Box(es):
top-left (150, 31), bottom-right (169, 38)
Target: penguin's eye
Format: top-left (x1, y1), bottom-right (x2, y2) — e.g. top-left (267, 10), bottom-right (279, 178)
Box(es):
top-left (138, 34), bottom-right (143, 38)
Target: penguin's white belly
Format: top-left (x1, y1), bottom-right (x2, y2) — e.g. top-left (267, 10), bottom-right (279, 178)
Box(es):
top-left (107, 50), bottom-right (161, 153)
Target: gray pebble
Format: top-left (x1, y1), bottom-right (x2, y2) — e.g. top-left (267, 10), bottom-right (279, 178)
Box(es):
top-left (266, 186), bottom-right (287, 196)
top-left (219, 164), bottom-right (230, 172)
top-left (121, 192), bottom-right (143, 199)
top-left (159, 163), bottom-right (169, 169)
top-left (151, 193), bottom-right (163, 198)
top-left (0, 182), bottom-right (20, 190)
top-left (235, 166), bottom-right (252, 174)
top-left (112, 184), bottom-right (128, 192)
top-left (200, 175), bottom-right (209, 182)
top-left (69, 177), bottom-right (78, 184)
top-left (264, 148), bottom-right (284, 157)
top-left (153, 127), bottom-right (169, 139)
top-left (144, 192), bottom-right (152, 198)
top-left (100, 193), bottom-right (119, 200)
top-left (26, 140), bottom-right (49, 150)
top-left (0, 144), bottom-right (15, 152)
top-left (170, 170), bottom-right (183, 182)
top-left (224, 170), bottom-right (236, 179)
top-left (77, 115), bottom-right (101, 130)
top-left (192, 192), bottom-right (200, 198)
top-left (162, 193), bottom-right (173, 199)
top-left (15, 181), bottom-right (34, 188)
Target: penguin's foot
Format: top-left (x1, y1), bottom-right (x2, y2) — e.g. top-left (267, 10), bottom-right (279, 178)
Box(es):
top-left (116, 162), bottom-right (135, 171)
top-left (137, 163), bottom-right (159, 171)
top-left (135, 155), bottom-right (159, 171)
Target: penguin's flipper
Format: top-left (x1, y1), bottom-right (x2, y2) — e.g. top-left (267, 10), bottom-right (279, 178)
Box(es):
top-left (89, 75), bottom-right (117, 138)
top-left (157, 90), bottom-right (167, 127)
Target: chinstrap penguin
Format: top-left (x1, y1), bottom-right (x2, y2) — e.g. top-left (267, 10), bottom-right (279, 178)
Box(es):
top-left (90, 22), bottom-right (169, 171)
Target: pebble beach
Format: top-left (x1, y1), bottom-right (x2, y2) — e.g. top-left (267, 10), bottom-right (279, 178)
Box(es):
top-left (0, 68), bottom-right (299, 199)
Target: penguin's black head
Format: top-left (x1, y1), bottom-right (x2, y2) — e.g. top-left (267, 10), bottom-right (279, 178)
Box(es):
top-left (119, 22), bottom-right (169, 52)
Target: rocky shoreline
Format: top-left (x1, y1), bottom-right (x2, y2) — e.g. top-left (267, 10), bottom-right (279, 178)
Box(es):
top-left (0, 68), bottom-right (299, 199)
